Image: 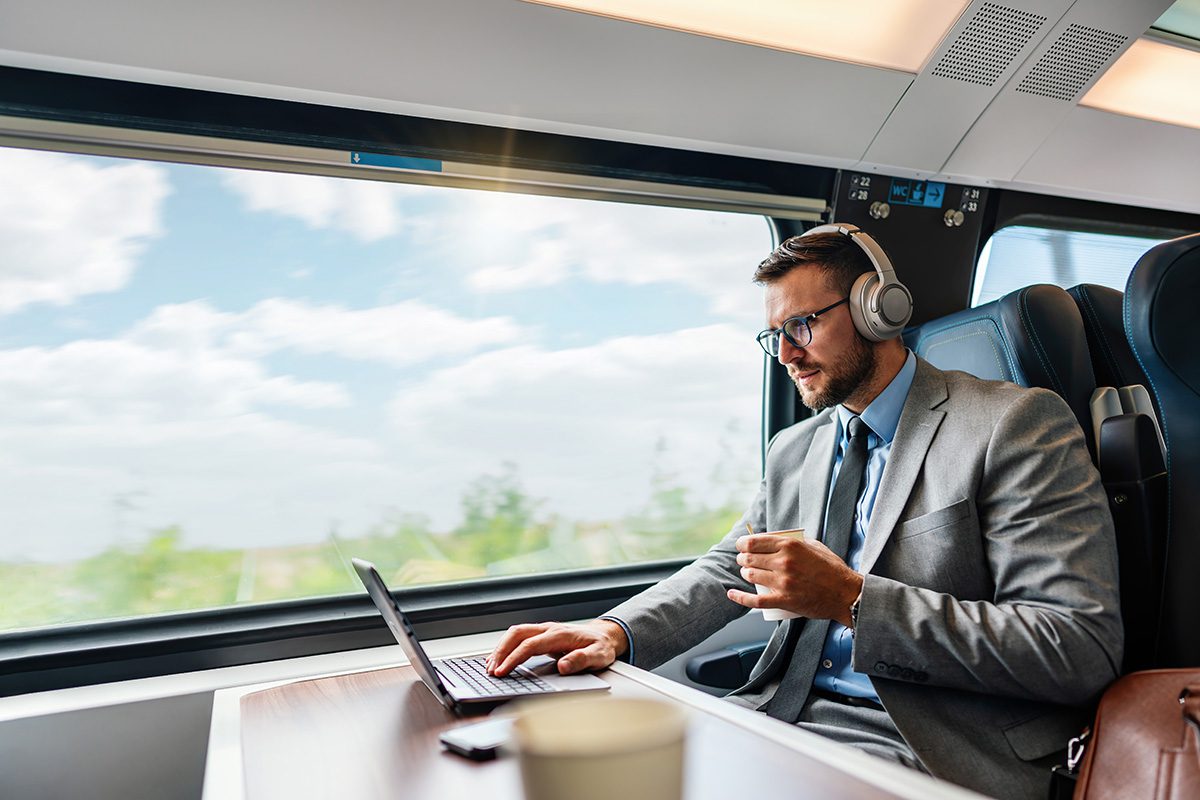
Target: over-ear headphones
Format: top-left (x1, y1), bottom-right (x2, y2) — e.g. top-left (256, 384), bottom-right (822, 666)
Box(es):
top-left (801, 222), bottom-right (913, 342)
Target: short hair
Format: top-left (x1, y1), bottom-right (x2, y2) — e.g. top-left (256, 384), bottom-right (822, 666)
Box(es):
top-left (753, 230), bottom-right (874, 295)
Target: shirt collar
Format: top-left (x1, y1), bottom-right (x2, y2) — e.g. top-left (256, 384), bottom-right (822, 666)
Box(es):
top-left (836, 349), bottom-right (917, 445)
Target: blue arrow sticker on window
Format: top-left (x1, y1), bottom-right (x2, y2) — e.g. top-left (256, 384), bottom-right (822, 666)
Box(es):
top-left (349, 152), bottom-right (443, 172)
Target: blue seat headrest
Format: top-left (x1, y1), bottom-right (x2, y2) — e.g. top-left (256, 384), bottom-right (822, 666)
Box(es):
top-left (904, 284), bottom-right (1096, 440)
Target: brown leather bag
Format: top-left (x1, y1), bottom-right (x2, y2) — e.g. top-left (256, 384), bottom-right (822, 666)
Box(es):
top-left (1073, 669), bottom-right (1200, 799)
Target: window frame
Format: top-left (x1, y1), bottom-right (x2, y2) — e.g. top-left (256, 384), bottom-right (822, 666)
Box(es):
top-left (0, 65), bottom-right (834, 216)
top-left (0, 66), bottom-right (834, 695)
top-left (970, 190), bottom-right (1200, 303)
top-left (0, 561), bottom-right (684, 696)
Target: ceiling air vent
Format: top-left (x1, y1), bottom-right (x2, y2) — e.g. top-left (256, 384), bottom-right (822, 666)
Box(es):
top-left (1015, 24), bottom-right (1129, 102)
top-left (930, 3), bottom-right (1046, 87)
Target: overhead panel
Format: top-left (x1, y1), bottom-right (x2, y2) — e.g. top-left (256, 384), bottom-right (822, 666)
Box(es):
top-left (862, 0), bottom-right (1064, 175)
top-left (1013, 23), bottom-right (1131, 102)
top-left (928, 3), bottom-right (1047, 86)
top-left (942, 0), bottom-right (1174, 185)
top-left (1012, 106), bottom-right (1200, 215)
top-left (521, 0), bottom-right (968, 73)
top-left (0, 0), bottom-right (913, 169)
top-left (0, 114), bottom-right (828, 220)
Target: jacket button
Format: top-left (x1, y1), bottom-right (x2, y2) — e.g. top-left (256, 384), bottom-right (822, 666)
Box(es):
top-left (874, 661), bottom-right (888, 673)
top-left (887, 665), bottom-right (902, 678)
top-left (915, 671), bottom-right (929, 683)
top-left (900, 668), bottom-right (914, 680)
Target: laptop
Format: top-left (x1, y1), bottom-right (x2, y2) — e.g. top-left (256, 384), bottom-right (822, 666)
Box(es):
top-left (352, 558), bottom-right (610, 713)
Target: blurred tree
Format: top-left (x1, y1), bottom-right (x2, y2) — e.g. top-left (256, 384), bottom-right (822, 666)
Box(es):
top-left (69, 527), bottom-right (241, 622)
top-left (0, 442), bottom-right (758, 630)
top-left (445, 462), bottom-right (551, 567)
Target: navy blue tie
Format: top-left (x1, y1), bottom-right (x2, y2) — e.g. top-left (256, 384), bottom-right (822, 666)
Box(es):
top-left (764, 415), bottom-right (870, 722)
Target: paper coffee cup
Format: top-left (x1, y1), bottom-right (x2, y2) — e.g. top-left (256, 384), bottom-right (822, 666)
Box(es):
top-left (752, 528), bottom-right (805, 621)
top-left (512, 697), bottom-right (687, 800)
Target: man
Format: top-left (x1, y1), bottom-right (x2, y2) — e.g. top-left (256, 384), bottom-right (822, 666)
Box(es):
top-left (487, 227), bottom-right (1122, 800)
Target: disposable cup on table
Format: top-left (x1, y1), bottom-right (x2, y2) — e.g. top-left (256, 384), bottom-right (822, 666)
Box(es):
top-left (512, 696), bottom-right (687, 800)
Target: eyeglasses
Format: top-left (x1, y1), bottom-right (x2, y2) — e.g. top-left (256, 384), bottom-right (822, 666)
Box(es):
top-left (756, 297), bottom-right (850, 357)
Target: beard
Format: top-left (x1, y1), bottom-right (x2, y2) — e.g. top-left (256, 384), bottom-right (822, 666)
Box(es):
top-left (790, 335), bottom-right (877, 411)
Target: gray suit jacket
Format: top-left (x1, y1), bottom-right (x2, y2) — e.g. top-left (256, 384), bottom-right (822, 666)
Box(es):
top-left (607, 358), bottom-right (1122, 800)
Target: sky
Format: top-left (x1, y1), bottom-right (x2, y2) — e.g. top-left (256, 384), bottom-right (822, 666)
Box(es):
top-left (0, 146), bottom-right (773, 561)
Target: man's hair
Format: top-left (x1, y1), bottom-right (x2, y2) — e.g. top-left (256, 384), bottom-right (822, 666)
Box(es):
top-left (753, 231), bottom-right (874, 295)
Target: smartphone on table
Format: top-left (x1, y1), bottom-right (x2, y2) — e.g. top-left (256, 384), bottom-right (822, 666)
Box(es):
top-left (438, 716), bottom-right (514, 761)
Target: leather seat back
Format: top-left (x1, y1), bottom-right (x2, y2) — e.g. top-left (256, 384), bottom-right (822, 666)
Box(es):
top-left (1125, 232), bottom-right (1200, 667)
top-left (904, 284), bottom-right (1097, 449)
top-left (1068, 285), bottom-right (1168, 674)
top-left (1068, 283), bottom-right (1154, 402)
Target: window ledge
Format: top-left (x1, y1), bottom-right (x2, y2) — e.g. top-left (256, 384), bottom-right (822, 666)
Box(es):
top-left (0, 560), bottom-right (685, 697)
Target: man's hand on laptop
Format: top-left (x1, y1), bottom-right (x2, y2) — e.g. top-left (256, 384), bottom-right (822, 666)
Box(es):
top-left (486, 620), bottom-right (628, 677)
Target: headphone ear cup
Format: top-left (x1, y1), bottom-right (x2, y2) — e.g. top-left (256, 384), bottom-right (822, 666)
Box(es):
top-left (871, 281), bottom-right (913, 339)
top-left (848, 271), bottom-right (880, 341)
top-left (849, 271), bottom-right (913, 342)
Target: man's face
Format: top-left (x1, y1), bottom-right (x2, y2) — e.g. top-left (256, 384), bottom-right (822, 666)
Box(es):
top-left (763, 266), bottom-right (876, 412)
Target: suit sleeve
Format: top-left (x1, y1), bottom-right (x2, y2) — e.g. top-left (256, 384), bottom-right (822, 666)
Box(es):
top-left (851, 388), bottom-right (1124, 704)
top-left (602, 481), bottom-right (766, 670)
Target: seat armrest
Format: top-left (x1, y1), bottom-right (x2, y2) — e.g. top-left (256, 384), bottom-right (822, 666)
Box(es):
top-left (685, 640), bottom-right (768, 689)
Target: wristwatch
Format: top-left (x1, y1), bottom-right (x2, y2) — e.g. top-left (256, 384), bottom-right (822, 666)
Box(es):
top-left (849, 592), bottom-right (863, 630)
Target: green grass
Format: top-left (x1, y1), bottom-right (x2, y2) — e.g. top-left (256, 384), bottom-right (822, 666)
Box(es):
top-left (0, 469), bottom-right (746, 632)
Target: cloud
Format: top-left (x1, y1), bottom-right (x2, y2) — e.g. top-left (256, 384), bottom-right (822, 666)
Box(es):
top-left (0, 313), bottom-right (765, 564)
top-left (0, 339), bottom-right (350, 426)
top-left (0, 289), bottom-right (542, 560)
top-left (0, 414), bottom-right (398, 561)
top-left (128, 297), bottom-right (527, 366)
top-left (220, 168), bottom-right (437, 242)
top-left (454, 191), bottom-right (771, 319)
top-left (0, 327), bottom-right (378, 561)
top-left (388, 323), bottom-right (764, 523)
top-left (218, 165), bottom-right (771, 322)
top-left (0, 148), bottom-right (169, 314)
top-left (467, 239), bottom-right (571, 291)
top-left (1, 161), bottom-right (772, 566)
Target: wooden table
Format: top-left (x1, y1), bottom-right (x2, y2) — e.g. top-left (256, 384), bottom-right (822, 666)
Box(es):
top-left (210, 658), bottom-right (986, 800)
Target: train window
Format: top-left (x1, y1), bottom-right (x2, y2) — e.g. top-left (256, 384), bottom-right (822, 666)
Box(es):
top-left (971, 224), bottom-right (1168, 306)
top-left (0, 144), bottom-right (771, 633)
top-left (1154, 0), bottom-right (1200, 42)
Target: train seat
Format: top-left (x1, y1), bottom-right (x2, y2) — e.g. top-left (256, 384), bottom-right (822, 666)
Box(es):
top-left (1067, 283), bottom-right (1153, 396)
top-left (903, 283), bottom-right (1097, 443)
top-left (1068, 281), bottom-right (1165, 453)
top-left (1125, 232), bottom-right (1200, 668)
top-left (907, 282), bottom-right (1168, 674)
top-left (1067, 283), bottom-right (1168, 672)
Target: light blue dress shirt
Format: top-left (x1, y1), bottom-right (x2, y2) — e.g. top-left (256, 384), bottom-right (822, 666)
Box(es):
top-left (813, 349), bottom-right (917, 701)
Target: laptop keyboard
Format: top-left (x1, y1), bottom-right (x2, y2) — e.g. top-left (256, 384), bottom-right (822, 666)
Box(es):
top-left (438, 656), bottom-right (555, 697)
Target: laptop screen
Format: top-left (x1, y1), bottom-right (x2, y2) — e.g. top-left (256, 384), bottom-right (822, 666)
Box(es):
top-left (352, 558), bottom-right (455, 709)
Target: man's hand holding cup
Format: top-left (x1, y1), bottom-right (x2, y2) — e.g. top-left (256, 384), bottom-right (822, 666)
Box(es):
top-left (727, 527), bottom-right (863, 628)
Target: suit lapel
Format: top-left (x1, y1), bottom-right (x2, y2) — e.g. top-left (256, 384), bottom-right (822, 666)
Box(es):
top-left (735, 414), bottom-right (835, 695)
top-left (860, 359), bottom-right (948, 575)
